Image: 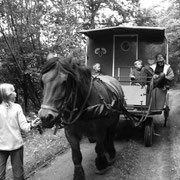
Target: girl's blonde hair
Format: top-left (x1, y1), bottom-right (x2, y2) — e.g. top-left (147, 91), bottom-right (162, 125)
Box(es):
top-left (0, 83), bottom-right (15, 103)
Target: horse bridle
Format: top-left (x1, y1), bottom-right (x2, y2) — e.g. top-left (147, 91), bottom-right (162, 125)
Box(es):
top-left (40, 105), bottom-right (59, 113)
top-left (41, 75), bottom-right (93, 126)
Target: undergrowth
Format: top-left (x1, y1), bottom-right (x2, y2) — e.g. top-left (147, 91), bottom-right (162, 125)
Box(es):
top-left (6, 128), bottom-right (69, 180)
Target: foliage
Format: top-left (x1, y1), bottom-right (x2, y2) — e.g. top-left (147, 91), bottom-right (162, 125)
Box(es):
top-left (78, 0), bottom-right (142, 29)
top-left (156, 0), bottom-right (180, 80)
top-left (6, 128), bottom-right (69, 180)
top-left (0, 0), bottom-right (45, 111)
top-left (135, 0), bottom-right (180, 83)
top-left (0, 0), bottom-right (86, 111)
top-left (0, 0), bottom-right (145, 111)
top-left (1, 0), bottom-right (178, 111)
top-left (134, 8), bottom-right (158, 26)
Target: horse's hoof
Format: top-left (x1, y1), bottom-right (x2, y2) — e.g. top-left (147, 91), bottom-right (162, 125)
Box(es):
top-left (108, 157), bottom-right (116, 165)
top-left (88, 137), bottom-right (96, 143)
top-left (105, 153), bottom-right (116, 165)
top-left (95, 166), bottom-right (111, 175)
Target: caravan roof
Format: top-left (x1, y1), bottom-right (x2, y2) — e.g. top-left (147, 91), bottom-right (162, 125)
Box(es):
top-left (80, 26), bottom-right (165, 40)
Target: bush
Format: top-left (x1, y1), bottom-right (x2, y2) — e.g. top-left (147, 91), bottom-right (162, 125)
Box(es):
top-left (6, 128), bottom-right (69, 179)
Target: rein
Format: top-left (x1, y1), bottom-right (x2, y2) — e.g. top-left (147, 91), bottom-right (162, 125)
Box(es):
top-left (41, 75), bottom-right (93, 128)
top-left (61, 77), bottom-right (93, 125)
top-left (41, 105), bottom-right (59, 113)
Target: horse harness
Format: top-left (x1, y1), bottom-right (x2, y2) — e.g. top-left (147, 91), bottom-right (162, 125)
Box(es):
top-left (52, 76), bottom-right (130, 135)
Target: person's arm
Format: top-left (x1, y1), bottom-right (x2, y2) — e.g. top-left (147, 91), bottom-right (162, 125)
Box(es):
top-left (129, 69), bottom-right (135, 80)
top-left (166, 66), bottom-right (174, 81)
top-left (17, 104), bottom-right (31, 132)
top-left (17, 104), bottom-right (40, 132)
top-left (143, 66), bottom-right (154, 76)
top-left (142, 66), bottom-right (154, 83)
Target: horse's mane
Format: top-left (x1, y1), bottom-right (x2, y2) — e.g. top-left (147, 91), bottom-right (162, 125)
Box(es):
top-left (41, 57), bottom-right (59, 75)
top-left (41, 57), bottom-right (92, 86)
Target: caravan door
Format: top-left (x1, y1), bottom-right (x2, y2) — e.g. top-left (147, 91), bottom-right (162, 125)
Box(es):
top-left (113, 35), bottom-right (138, 84)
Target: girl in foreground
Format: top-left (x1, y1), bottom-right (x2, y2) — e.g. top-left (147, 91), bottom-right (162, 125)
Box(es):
top-left (0, 83), bottom-right (40, 180)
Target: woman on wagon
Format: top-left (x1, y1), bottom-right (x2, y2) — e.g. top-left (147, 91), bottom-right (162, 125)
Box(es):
top-left (150, 53), bottom-right (174, 90)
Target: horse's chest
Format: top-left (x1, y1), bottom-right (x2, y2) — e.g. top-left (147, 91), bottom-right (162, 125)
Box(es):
top-left (65, 120), bottom-right (96, 138)
top-left (73, 117), bottom-right (112, 137)
top-left (79, 121), bottom-right (97, 137)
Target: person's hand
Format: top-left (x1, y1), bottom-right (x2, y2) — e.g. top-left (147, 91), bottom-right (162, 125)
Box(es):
top-left (130, 75), bottom-right (135, 80)
top-left (159, 72), bottom-right (165, 77)
top-left (31, 117), bottom-right (41, 128)
top-left (135, 83), bottom-right (141, 86)
top-left (153, 74), bottom-right (159, 79)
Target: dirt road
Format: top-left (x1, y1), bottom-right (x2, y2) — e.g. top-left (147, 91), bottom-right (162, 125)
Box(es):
top-left (27, 89), bottom-right (180, 180)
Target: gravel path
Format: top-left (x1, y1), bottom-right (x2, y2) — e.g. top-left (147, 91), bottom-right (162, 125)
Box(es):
top-left (27, 88), bottom-right (180, 180)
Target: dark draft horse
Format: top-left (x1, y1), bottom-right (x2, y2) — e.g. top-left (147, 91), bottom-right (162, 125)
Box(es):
top-left (38, 55), bottom-right (126, 180)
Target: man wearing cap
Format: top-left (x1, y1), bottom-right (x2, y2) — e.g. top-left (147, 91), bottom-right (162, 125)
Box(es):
top-left (150, 53), bottom-right (174, 90)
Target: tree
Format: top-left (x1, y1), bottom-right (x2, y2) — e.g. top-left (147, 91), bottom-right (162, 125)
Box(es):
top-left (77, 0), bottom-right (142, 29)
top-left (0, 0), bottom-right (87, 111)
top-left (156, 0), bottom-right (180, 83)
top-left (0, 0), bottom-right (44, 111)
top-left (134, 8), bottom-right (158, 26)
top-left (0, 0), bottom-right (159, 112)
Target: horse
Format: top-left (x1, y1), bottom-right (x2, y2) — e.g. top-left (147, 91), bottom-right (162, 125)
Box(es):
top-left (38, 56), bottom-right (126, 180)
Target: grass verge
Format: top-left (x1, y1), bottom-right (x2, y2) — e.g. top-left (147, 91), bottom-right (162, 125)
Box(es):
top-left (6, 128), bottom-right (69, 180)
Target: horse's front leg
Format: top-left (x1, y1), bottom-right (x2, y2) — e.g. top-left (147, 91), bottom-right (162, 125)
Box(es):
top-left (104, 118), bottom-right (118, 165)
top-left (95, 126), bottom-right (109, 174)
top-left (65, 128), bottom-right (85, 180)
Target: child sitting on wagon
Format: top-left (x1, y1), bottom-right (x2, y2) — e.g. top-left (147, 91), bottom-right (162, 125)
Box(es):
top-left (130, 60), bottom-right (150, 86)
top-left (92, 63), bottom-right (102, 77)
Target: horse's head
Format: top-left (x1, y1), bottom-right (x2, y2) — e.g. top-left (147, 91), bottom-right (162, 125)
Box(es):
top-left (39, 55), bottom-right (73, 128)
top-left (38, 54), bottom-right (91, 128)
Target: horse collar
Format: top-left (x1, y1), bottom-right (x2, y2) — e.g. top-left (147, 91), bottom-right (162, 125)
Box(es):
top-left (60, 78), bottom-right (93, 125)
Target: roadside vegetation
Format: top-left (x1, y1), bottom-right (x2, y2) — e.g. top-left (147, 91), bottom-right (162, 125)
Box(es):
top-left (6, 128), bottom-right (69, 180)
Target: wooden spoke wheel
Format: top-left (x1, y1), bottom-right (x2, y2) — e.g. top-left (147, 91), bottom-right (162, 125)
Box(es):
top-left (164, 92), bottom-right (170, 127)
top-left (144, 118), bottom-right (153, 147)
top-left (164, 106), bottom-right (170, 127)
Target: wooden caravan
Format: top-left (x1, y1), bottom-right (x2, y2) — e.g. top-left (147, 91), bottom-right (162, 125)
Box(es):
top-left (80, 26), bottom-right (170, 147)
top-left (80, 26), bottom-right (168, 82)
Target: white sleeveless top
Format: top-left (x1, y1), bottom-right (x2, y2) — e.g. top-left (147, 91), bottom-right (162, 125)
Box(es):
top-left (150, 64), bottom-right (170, 75)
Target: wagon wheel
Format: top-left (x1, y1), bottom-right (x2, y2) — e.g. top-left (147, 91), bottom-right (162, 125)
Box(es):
top-left (163, 92), bottom-right (170, 127)
top-left (163, 106), bottom-right (170, 127)
top-left (144, 118), bottom-right (154, 147)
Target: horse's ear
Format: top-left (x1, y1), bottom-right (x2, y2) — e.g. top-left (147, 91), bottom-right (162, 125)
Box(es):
top-left (66, 57), bottom-right (78, 70)
top-left (47, 53), bottom-right (55, 61)
top-left (67, 51), bottom-right (81, 66)
top-left (66, 56), bottom-right (73, 64)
